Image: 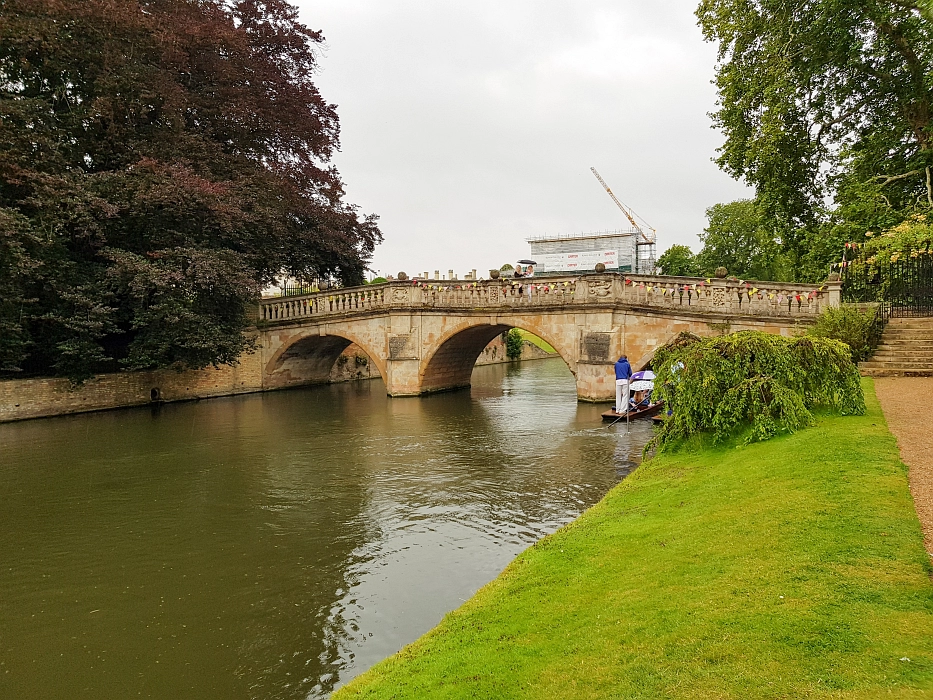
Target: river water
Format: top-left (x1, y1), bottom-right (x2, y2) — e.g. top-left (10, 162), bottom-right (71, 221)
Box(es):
top-left (0, 358), bottom-right (653, 699)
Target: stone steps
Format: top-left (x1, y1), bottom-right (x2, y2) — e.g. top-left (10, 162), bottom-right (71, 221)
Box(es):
top-left (871, 355), bottom-right (933, 364)
top-left (872, 345), bottom-right (933, 355)
top-left (875, 339), bottom-right (933, 347)
top-left (858, 368), bottom-right (933, 377)
top-left (884, 328), bottom-right (933, 340)
top-left (886, 318), bottom-right (933, 327)
top-left (860, 316), bottom-right (933, 377)
top-left (862, 360), bottom-right (933, 369)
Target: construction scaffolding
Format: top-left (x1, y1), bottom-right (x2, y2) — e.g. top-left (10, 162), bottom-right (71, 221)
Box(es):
top-left (526, 229), bottom-right (641, 275)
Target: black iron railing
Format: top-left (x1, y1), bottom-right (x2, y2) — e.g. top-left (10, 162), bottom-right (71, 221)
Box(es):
top-left (866, 303), bottom-right (887, 350)
top-left (280, 282), bottom-right (317, 296)
top-left (841, 253), bottom-right (933, 356)
top-left (842, 255), bottom-right (933, 318)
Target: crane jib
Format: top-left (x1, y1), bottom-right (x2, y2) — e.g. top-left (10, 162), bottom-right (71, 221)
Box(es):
top-left (589, 166), bottom-right (655, 244)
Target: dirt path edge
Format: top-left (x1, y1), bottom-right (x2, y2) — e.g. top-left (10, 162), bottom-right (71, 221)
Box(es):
top-left (873, 377), bottom-right (933, 556)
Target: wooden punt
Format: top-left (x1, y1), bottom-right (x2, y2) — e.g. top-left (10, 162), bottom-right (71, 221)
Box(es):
top-left (601, 401), bottom-right (665, 422)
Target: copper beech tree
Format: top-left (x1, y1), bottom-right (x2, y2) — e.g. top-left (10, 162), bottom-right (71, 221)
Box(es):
top-left (0, 0), bottom-right (381, 380)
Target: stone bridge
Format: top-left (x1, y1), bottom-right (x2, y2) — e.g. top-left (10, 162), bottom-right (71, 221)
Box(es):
top-left (257, 273), bottom-right (841, 402)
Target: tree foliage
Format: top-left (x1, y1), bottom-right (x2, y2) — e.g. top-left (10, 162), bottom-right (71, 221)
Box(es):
top-left (697, 0), bottom-right (933, 271)
top-left (697, 200), bottom-right (786, 280)
top-left (860, 212), bottom-right (933, 263)
top-left (657, 244), bottom-right (700, 277)
top-left (0, 0), bottom-right (381, 380)
top-left (648, 331), bottom-right (864, 452)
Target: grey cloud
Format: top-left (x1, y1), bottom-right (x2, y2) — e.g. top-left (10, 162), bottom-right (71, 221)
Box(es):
top-left (296, 0), bottom-right (753, 278)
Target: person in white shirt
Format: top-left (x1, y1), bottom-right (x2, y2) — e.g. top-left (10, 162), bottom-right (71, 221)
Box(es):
top-left (524, 265), bottom-right (534, 300)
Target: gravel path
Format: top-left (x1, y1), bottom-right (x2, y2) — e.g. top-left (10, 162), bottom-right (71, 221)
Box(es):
top-left (874, 378), bottom-right (933, 555)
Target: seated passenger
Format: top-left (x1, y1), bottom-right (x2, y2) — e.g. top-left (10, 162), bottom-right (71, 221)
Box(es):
top-left (629, 389), bottom-right (652, 409)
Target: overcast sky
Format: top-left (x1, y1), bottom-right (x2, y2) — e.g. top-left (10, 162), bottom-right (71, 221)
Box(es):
top-left (294, 0), bottom-right (754, 279)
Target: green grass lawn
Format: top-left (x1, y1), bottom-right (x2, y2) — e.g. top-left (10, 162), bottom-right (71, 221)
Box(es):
top-left (335, 379), bottom-right (933, 699)
top-left (517, 329), bottom-right (556, 354)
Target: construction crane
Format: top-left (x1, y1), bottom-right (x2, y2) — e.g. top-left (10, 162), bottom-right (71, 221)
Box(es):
top-left (589, 167), bottom-right (655, 244)
top-left (590, 167), bottom-right (657, 274)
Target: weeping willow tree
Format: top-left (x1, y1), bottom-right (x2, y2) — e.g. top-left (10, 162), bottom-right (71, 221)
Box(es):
top-left (648, 331), bottom-right (864, 452)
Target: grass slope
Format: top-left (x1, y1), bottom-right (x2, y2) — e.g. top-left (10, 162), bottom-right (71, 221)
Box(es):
top-left (517, 330), bottom-right (557, 354)
top-left (335, 380), bottom-right (933, 699)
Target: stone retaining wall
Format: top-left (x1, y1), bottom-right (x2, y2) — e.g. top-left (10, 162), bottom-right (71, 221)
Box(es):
top-left (0, 351), bottom-right (264, 423)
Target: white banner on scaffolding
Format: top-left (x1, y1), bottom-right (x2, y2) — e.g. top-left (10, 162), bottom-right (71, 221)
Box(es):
top-left (536, 250), bottom-right (618, 273)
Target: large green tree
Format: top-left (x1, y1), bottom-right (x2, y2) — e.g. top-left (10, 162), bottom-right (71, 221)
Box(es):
top-left (697, 200), bottom-right (785, 280)
top-left (0, 0), bottom-right (380, 380)
top-left (657, 244), bottom-right (701, 276)
top-left (697, 0), bottom-right (933, 274)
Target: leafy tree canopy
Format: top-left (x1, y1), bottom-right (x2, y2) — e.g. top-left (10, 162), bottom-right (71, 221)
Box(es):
top-left (697, 200), bottom-right (786, 280)
top-left (0, 0), bottom-right (381, 380)
top-left (656, 244), bottom-right (700, 277)
top-left (697, 0), bottom-right (933, 274)
top-left (503, 328), bottom-right (523, 360)
top-left (861, 212), bottom-right (933, 262)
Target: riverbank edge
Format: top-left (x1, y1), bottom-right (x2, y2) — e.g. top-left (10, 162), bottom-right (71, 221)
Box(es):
top-left (0, 339), bottom-right (558, 424)
top-left (334, 378), bottom-right (933, 699)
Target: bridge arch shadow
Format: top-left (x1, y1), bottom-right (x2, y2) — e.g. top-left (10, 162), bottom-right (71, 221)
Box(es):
top-left (265, 332), bottom-right (386, 390)
top-left (420, 322), bottom-right (575, 394)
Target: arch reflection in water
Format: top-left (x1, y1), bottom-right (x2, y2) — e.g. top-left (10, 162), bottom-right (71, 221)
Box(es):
top-left (0, 358), bottom-right (653, 699)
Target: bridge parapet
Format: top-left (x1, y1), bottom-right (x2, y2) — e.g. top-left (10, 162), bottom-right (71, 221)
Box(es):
top-left (258, 273), bottom-right (840, 323)
top-left (609, 274), bottom-right (839, 318)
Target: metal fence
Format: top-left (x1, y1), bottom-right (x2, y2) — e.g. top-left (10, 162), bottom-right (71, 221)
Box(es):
top-left (279, 279), bottom-right (346, 297)
top-left (842, 255), bottom-right (933, 318)
top-left (279, 282), bottom-right (317, 296)
top-left (842, 254), bottom-right (933, 355)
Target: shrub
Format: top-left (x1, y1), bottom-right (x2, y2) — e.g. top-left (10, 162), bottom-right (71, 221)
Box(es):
top-left (649, 331), bottom-right (864, 452)
top-left (806, 305), bottom-right (877, 362)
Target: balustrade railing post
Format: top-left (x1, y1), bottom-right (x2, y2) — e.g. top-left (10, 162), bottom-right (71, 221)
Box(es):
top-left (826, 280), bottom-right (842, 308)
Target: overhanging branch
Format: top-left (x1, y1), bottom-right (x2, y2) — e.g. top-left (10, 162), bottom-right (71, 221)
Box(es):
top-left (871, 169), bottom-right (923, 185)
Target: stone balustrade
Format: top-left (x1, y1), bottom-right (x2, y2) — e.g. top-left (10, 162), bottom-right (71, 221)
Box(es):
top-left (259, 273), bottom-right (840, 323)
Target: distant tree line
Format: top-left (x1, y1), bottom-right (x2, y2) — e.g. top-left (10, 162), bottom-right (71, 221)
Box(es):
top-left (0, 0), bottom-right (380, 381)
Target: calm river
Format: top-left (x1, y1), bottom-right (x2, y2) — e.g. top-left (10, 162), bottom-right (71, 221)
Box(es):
top-left (0, 358), bottom-right (652, 699)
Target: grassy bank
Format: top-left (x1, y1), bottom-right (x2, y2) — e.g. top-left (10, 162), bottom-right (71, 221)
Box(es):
top-left (335, 379), bottom-right (933, 699)
top-left (517, 329), bottom-right (556, 354)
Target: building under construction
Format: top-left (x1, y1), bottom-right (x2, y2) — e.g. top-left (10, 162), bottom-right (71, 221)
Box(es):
top-left (527, 168), bottom-right (657, 276)
top-left (527, 229), bottom-right (655, 275)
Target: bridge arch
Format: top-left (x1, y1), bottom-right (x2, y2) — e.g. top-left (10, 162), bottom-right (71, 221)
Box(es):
top-left (264, 329), bottom-right (386, 391)
top-left (419, 318), bottom-right (576, 394)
